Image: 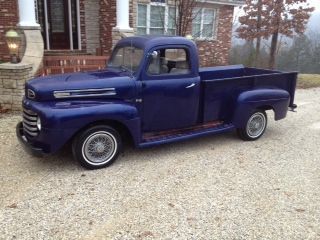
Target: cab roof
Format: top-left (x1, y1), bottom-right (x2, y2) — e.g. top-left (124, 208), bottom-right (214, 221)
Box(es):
top-left (116, 35), bottom-right (196, 51)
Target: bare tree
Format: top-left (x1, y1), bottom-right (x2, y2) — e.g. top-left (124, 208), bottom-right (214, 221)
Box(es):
top-left (167, 0), bottom-right (205, 37)
top-left (173, 0), bottom-right (198, 36)
top-left (237, 0), bottom-right (268, 67)
top-left (237, 0), bottom-right (314, 69)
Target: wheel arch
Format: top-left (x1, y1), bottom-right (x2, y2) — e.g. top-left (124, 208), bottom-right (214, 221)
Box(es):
top-left (70, 119), bottom-right (136, 146)
top-left (233, 89), bottom-right (290, 128)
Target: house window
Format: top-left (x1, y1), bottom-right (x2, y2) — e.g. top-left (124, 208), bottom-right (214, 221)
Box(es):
top-left (137, 4), bottom-right (147, 35)
top-left (167, 7), bottom-right (176, 35)
top-left (137, 3), bottom-right (176, 35)
top-left (192, 8), bottom-right (216, 39)
top-left (150, 5), bottom-right (165, 34)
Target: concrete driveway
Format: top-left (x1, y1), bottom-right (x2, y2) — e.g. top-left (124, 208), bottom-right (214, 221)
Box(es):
top-left (0, 88), bottom-right (319, 239)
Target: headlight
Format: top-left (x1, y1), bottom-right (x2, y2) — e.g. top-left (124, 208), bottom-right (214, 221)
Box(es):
top-left (37, 117), bottom-right (41, 131)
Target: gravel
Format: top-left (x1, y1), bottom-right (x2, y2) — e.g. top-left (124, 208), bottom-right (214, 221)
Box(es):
top-left (0, 88), bottom-right (319, 240)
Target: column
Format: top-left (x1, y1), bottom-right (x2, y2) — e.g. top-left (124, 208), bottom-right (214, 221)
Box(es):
top-left (18, 0), bottom-right (40, 27)
top-left (116, 0), bottom-right (131, 30)
top-left (17, 0), bottom-right (43, 76)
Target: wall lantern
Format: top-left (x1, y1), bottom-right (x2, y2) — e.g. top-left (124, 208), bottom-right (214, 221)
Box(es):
top-left (5, 29), bottom-right (21, 64)
top-left (185, 34), bottom-right (194, 41)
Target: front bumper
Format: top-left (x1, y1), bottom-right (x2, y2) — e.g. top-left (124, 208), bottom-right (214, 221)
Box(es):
top-left (16, 122), bottom-right (44, 157)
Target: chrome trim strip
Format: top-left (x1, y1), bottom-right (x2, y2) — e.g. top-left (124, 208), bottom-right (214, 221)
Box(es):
top-left (23, 123), bottom-right (38, 132)
top-left (24, 130), bottom-right (38, 137)
top-left (23, 109), bottom-right (37, 116)
top-left (53, 88), bottom-right (116, 99)
top-left (23, 118), bottom-right (37, 126)
top-left (23, 113), bottom-right (37, 121)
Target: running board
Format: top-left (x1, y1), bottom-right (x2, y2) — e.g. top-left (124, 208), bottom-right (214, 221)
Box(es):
top-left (139, 122), bottom-right (235, 148)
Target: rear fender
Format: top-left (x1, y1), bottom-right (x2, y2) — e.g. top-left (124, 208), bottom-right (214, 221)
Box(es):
top-left (232, 89), bottom-right (290, 128)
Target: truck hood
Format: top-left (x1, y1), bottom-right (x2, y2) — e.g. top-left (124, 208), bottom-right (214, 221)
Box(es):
top-left (25, 69), bottom-right (136, 101)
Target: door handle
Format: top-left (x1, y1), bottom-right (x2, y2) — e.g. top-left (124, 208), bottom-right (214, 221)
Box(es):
top-left (185, 83), bottom-right (196, 89)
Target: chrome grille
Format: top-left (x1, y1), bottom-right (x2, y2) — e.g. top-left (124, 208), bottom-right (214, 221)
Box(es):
top-left (23, 108), bottom-right (39, 137)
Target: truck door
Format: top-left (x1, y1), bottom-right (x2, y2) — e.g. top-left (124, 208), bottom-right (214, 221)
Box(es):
top-left (141, 47), bottom-right (200, 132)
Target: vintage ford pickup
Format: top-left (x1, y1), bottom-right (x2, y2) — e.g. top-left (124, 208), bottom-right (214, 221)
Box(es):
top-left (17, 36), bottom-right (297, 169)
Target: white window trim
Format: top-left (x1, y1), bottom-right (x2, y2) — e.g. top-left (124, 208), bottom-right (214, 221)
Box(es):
top-left (137, 3), bottom-right (177, 36)
top-left (43, 0), bottom-right (50, 50)
top-left (76, 0), bottom-right (81, 50)
top-left (68, 0), bottom-right (73, 50)
top-left (193, 8), bottom-right (218, 41)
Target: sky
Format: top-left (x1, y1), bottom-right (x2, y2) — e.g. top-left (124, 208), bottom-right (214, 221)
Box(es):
top-left (308, 0), bottom-right (320, 12)
top-left (307, 0), bottom-right (320, 32)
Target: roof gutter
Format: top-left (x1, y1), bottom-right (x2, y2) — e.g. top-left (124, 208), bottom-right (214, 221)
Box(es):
top-left (197, 0), bottom-right (245, 6)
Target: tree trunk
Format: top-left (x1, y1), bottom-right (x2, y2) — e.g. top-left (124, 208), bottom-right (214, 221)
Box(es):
top-left (255, 0), bottom-right (262, 67)
top-left (269, 31), bottom-right (279, 69)
top-left (255, 37), bottom-right (261, 67)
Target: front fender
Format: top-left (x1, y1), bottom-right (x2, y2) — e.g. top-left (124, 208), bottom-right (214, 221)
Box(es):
top-left (23, 99), bottom-right (141, 153)
top-left (233, 89), bottom-right (290, 128)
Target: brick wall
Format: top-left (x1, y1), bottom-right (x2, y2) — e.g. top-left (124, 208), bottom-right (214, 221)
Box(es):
top-left (196, 5), bottom-right (234, 67)
top-left (99, 0), bottom-right (116, 56)
top-left (0, 63), bottom-right (33, 111)
top-left (0, 0), bottom-right (19, 62)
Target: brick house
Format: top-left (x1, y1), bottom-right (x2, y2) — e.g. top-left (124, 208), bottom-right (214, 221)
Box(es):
top-left (0, 0), bottom-right (243, 74)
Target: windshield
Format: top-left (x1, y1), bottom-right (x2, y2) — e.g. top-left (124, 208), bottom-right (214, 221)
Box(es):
top-left (108, 46), bottom-right (144, 73)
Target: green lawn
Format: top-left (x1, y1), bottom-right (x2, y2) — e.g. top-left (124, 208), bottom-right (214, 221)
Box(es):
top-left (297, 74), bottom-right (320, 89)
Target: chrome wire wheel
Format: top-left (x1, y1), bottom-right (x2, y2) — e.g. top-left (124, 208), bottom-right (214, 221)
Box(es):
top-left (246, 112), bottom-right (266, 138)
top-left (81, 131), bottom-right (117, 166)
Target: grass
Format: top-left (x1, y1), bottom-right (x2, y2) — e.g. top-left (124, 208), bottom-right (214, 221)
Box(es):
top-left (297, 74), bottom-right (320, 89)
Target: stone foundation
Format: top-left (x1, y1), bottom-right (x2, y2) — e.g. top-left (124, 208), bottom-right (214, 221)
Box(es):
top-left (0, 63), bottom-right (33, 111)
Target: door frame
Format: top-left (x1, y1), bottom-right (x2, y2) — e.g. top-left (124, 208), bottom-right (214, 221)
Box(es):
top-left (139, 45), bottom-right (201, 132)
top-left (47, 0), bottom-right (70, 49)
top-left (42, 0), bottom-right (81, 50)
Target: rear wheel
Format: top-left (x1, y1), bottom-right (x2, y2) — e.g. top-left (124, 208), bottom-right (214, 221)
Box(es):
top-left (72, 125), bottom-right (121, 169)
top-left (237, 110), bottom-right (267, 141)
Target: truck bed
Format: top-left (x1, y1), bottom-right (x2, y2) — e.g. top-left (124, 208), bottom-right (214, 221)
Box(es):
top-left (199, 65), bottom-right (298, 123)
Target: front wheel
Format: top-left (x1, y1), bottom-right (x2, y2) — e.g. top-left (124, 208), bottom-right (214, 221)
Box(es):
top-left (237, 110), bottom-right (267, 141)
top-left (72, 125), bottom-right (121, 169)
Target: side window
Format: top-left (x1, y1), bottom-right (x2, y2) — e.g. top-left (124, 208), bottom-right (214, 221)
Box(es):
top-left (147, 48), bottom-right (191, 76)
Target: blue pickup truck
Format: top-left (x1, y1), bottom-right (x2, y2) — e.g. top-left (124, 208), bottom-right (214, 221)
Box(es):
top-left (17, 36), bottom-right (297, 169)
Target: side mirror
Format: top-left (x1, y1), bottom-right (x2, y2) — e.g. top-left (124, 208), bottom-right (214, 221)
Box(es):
top-left (150, 51), bottom-right (158, 60)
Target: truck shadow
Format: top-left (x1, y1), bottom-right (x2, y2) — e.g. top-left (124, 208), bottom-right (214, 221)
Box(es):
top-left (119, 131), bottom-right (238, 163)
top-left (33, 127), bottom-right (279, 170)
top-left (40, 131), bottom-right (236, 170)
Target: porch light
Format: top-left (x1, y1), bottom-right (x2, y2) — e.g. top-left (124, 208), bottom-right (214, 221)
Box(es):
top-left (5, 29), bottom-right (21, 63)
top-left (185, 35), bottom-right (193, 40)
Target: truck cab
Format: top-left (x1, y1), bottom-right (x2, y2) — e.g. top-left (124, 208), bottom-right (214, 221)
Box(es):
top-left (17, 36), bottom-right (297, 169)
